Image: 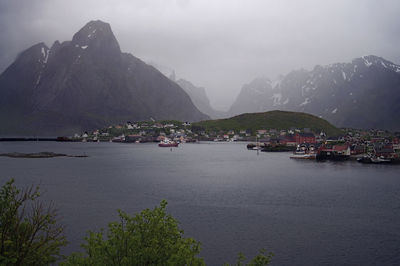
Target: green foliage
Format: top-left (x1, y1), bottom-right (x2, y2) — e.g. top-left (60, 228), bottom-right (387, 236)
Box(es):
top-left (0, 181), bottom-right (273, 266)
top-left (63, 200), bottom-right (204, 266)
top-left (225, 249), bottom-right (273, 266)
top-left (0, 179), bottom-right (66, 265)
top-left (193, 110), bottom-right (343, 137)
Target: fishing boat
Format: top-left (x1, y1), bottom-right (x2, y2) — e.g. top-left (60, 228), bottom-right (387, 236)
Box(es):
top-left (290, 153), bottom-right (316, 159)
top-left (290, 144), bottom-right (316, 159)
top-left (357, 155), bottom-right (392, 164)
top-left (158, 139), bottom-right (179, 147)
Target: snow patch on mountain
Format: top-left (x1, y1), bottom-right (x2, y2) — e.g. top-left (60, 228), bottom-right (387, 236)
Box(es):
top-left (40, 47), bottom-right (49, 64)
top-left (362, 56), bottom-right (372, 67)
top-left (249, 87), bottom-right (267, 95)
top-left (271, 93), bottom-right (282, 106)
top-left (299, 98), bottom-right (310, 106)
top-left (271, 79), bottom-right (281, 89)
top-left (88, 29), bottom-right (97, 38)
top-left (35, 74), bottom-right (41, 86)
top-left (332, 108), bottom-right (338, 114)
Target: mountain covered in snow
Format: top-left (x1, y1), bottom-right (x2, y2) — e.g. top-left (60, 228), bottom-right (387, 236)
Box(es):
top-left (229, 77), bottom-right (276, 115)
top-left (0, 20), bottom-right (208, 136)
top-left (229, 56), bottom-right (400, 131)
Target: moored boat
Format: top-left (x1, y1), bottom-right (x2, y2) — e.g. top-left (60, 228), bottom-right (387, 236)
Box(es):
top-left (290, 144), bottom-right (317, 159)
top-left (290, 153), bottom-right (316, 160)
top-left (357, 155), bottom-right (392, 164)
top-left (158, 139), bottom-right (179, 147)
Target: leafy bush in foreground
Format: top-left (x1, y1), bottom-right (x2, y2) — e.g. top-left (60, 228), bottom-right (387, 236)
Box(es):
top-left (62, 200), bottom-right (204, 265)
top-left (63, 200), bottom-right (273, 266)
top-left (0, 179), bottom-right (66, 265)
top-left (1, 179), bottom-right (272, 265)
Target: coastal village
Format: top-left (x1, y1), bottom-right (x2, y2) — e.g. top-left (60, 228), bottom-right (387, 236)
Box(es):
top-left (65, 120), bottom-right (400, 164)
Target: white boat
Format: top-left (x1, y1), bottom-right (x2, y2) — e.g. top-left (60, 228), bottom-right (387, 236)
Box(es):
top-left (290, 153), bottom-right (316, 159)
top-left (290, 144), bottom-right (316, 159)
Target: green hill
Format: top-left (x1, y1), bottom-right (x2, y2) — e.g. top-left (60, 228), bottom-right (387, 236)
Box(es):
top-left (193, 110), bottom-right (343, 137)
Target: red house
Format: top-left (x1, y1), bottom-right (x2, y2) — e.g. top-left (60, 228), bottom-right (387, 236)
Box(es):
top-left (284, 135), bottom-right (297, 146)
top-left (295, 133), bottom-right (316, 144)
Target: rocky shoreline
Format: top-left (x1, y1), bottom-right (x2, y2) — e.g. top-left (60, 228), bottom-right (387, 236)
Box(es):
top-left (0, 152), bottom-right (88, 158)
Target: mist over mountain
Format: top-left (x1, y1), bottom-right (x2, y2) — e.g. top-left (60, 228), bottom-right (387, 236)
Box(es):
top-left (229, 77), bottom-right (275, 115)
top-left (148, 62), bottom-right (227, 119)
top-left (0, 20), bottom-right (208, 136)
top-left (229, 56), bottom-right (400, 131)
top-left (175, 79), bottom-right (227, 119)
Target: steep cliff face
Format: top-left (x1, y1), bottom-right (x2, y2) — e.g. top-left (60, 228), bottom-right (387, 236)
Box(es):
top-left (0, 20), bottom-right (208, 136)
top-left (229, 77), bottom-right (275, 116)
top-left (176, 79), bottom-right (227, 119)
top-left (229, 56), bottom-right (400, 130)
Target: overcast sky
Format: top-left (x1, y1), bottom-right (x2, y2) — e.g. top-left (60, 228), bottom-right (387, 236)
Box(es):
top-left (1, 0), bottom-right (399, 110)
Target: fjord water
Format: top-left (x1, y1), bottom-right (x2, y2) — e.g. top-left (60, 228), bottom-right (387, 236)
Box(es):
top-left (0, 142), bottom-right (399, 265)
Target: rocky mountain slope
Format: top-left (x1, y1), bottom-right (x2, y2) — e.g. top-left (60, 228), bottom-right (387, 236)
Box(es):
top-left (175, 79), bottom-right (227, 119)
top-left (0, 20), bottom-right (208, 136)
top-left (229, 56), bottom-right (400, 130)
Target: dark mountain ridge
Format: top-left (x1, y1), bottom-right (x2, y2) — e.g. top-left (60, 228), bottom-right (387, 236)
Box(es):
top-left (229, 55), bottom-right (400, 131)
top-left (0, 20), bottom-right (208, 136)
top-left (175, 78), bottom-right (227, 119)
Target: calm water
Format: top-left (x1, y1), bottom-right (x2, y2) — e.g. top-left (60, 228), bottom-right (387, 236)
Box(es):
top-left (0, 141), bottom-right (399, 265)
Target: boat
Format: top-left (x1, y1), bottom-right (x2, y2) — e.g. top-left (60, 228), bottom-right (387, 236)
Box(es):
top-left (357, 155), bottom-right (392, 164)
top-left (247, 143), bottom-right (262, 150)
top-left (261, 145), bottom-right (295, 152)
top-left (290, 144), bottom-right (316, 159)
top-left (290, 153), bottom-right (316, 159)
top-left (158, 139), bottom-right (179, 147)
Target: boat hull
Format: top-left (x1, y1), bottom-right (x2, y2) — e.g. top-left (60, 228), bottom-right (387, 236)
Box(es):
top-left (290, 154), bottom-right (316, 160)
top-left (158, 143), bottom-right (179, 147)
top-left (316, 151), bottom-right (349, 161)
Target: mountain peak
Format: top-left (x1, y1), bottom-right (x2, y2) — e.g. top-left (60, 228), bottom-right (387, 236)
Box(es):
top-left (15, 42), bottom-right (49, 64)
top-left (72, 20), bottom-right (120, 54)
top-left (0, 20), bottom-right (207, 135)
top-left (352, 55), bottom-right (400, 73)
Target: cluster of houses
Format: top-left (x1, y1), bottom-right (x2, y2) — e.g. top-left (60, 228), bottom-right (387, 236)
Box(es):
top-left (73, 120), bottom-right (400, 160)
top-left (75, 121), bottom-right (195, 143)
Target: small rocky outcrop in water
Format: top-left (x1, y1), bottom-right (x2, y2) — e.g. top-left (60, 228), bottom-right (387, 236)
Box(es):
top-left (0, 152), bottom-right (88, 158)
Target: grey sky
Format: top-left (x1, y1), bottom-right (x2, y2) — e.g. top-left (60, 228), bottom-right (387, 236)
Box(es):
top-left (1, 0), bottom-right (399, 110)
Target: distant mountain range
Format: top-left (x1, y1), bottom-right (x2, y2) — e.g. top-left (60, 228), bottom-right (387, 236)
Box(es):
top-left (148, 63), bottom-right (227, 119)
top-left (0, 20), bottom-right (208, 136)
top-left (175, 79), bottom-right (227, 119)
top-left (1, 20), bottom-right (398, 135)
top-left (229, 56), bottom-right (400, 131)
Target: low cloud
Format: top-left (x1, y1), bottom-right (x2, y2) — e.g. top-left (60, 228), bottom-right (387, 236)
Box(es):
top-left (1, 0), bottom-right (399, 110)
